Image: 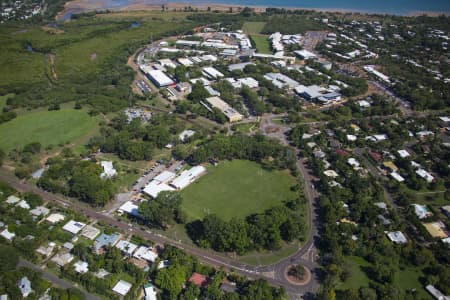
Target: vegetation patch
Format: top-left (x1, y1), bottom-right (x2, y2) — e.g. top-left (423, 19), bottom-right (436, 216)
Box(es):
top-left (242, 21), bottom-right (266, 34)
top-left (250, 35), bottom-right (272, 54)
top-left (180, 160), bottom-right (296, 221)
top-left (0, 108), bottom-right (98, 152)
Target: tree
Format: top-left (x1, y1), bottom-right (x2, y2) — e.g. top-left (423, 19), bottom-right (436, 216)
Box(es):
top-left (288, 264), bottom-right (306, 280)
top-left (139, 191), bottom-right (182, 228)
top-left (0, 245), bottom-right (19, 273)
top-left (155, 265), bottom-right (186, 298)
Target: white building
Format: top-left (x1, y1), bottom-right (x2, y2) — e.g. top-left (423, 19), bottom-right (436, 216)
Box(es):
top-left (264, 73), bottom-right (299, 89)
top-left (6, 195), bottom-right (21, 205)
top-left (205, 96), bottom-right (243, 122)
top-left (143, 181), bottom-right (175, 199)
top-left (179, 130), bottom-right (196, 142)
top-left (171, 166), bottom-right (206, 190)
top-left (412, 204), bottom-right (432, 219)
top-left (416, 169), bottom-right (434, 183)
top-left (425, 285), bottom-right (450, 300)
top-left (45, 213), bottom-right (65, 224)
top-left (386, 231), bottom-right (407, 244)
top-left (133, 246), bottom-right (158, 262)
top-left (30, 206), bottom-right (50, 217)
top-left (294, 49), bottom-right (317, 60)
top-left (16, 200), bottom-right (30, 210)
top-left (397, 150), bottom-right (411, 158)
top-left (73, 261), bottom-right (89, 274)
top-left (202, 67), bottom-right (224, 79)
top-left (81, 225), bottom-right (101, 240)
top-left (118, 201), bottom-right (140, 217)
top-left (115, 240), bottom-right (138, 256)
top-left (112, 280), bottom-right (132, 296)
top-left (145, 69), bottom-right (174, 87)
top-left (0, 229), bottom-right (15, 242)
top-left (144, 283), bottom-right (158, 300)
top-left (100, 161), bottom-right (117, 179)
top-left (62, 220), bottom-right (86, 235)
top-left (390, 172), bottom-right (405, 183)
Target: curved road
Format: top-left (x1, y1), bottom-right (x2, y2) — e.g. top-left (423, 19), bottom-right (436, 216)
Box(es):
top-left (0, 115), bottom-right (320, 299)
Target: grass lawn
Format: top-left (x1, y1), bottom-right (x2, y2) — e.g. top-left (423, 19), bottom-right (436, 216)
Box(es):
top-left (231, 122), bottom-right (259, 133)
top-left (242, 22), bottom-right (266, 34)
top-left (0, 108), bottom-right (99, 152)
top-left (250, 35), bottom-right (272, 54)
top-left (395, 267), bottom-right (431, 299)
top-left (237, 241), bottom-right (300, 265)
top-left (339, 256), bottom-right (371, 290)
top-left (180, 160), bottom-right (296, 221)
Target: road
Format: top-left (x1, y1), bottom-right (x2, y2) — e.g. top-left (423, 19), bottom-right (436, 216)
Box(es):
top-left (18, 259), bottom-right (100, 300)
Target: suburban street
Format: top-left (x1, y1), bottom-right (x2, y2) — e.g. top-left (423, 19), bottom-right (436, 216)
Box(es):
top-left (18, 259), bottom-right (100, 300)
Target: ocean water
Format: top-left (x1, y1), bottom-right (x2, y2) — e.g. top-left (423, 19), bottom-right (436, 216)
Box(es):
top-left (60, 0), bottom-right (450, 20)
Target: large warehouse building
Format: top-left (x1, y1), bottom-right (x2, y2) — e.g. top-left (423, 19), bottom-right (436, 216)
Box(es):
top-left (141, 68), bottom-right (175, 87)
top-left (206, 96), bottom-right (243, 123)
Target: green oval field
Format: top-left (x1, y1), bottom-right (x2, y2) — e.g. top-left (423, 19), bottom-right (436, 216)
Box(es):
top-left (180, 160), bottom-right (297, 221)
top-left (0, 109), bottom-right (98, 152)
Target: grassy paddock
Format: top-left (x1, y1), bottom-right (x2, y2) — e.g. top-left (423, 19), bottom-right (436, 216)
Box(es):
top-left (0, 108), bottom-right (99, 152)
top-left (180, 160), bottom-right (296, 221)
top-left (250, 35), bottom-right (272, 54)
top-left (242, 21), bottom-right (266, 34)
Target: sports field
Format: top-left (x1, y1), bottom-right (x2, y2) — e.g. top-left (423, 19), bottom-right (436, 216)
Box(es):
top-left (250, 35), bottom-right (272, 54)
top-left (180, 160), bottom-right (296, 221)
top-left (0, 108), bottom-right (99, 152)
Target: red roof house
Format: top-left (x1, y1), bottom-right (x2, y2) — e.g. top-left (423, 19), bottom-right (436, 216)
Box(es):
top-left (188, 272), bottom-right (208, 287)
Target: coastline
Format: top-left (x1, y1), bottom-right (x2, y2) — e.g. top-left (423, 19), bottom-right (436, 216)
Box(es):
top-left (56, 0), bottom-right (449, 21)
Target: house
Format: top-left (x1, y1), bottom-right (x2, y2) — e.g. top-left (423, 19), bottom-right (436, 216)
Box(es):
top-left (425, 285), bottom-right (450, 300)
top-left (94, 233), bottom-right (120, 254)
top-left (36, 242), bottom-right (56, 257)
top-left (63, 242), bottom-right (74, 251)
top-left (73, 261), bottom-right (89, 274)
top-left (144, 283), bottom-right (158, 300)
top-left (16, 200), bottom-right (30, 210)
top-left (118, 201), bottom-right (140, 217)
top-left (81, 225), bottom-right (101, 240)
top-left (441, 205), bottom-right (450, 218)
top-left (179, 130), bottom-right (196, 142)
top-left (29, 206), bottom-right (50, 217)
top-left (220, 281), bottom-right (237, 293)
top-left (383, 161), bottom-right (398, 172)
top-left (390, 172), bottom-right (405, 182)
top-left (386, 231), bottom-right (407, 244)
top-left (206, 96), bottom-right (243, 123)
top-left (323, 170), bottom-right (339, 178)
top-left (412, 204), bottom-right (432, 219)
top-left (423, 222), bottom-right (448, 239)
top-left (62, 220), bottom-right (86, 235)
top-left (170, 166), bottom-right (206, 190)
top-left (45, 213), bottom-right (65, 224)
top-left (0, 294), bottom-right (8, 300)
top-left (5, 195), bottom-right (21, 205)
top-left (188, 272), bottom-right (209, 287)
top-left (397, 149), bottom-right (411, 158)
top-left (115, 240), bottom-right (138, 256)
top-left (100, 161), bottom-right (117, 179)
top-left (346, 134), bottom-right (357, 142)
top-left (347, 158), bottom-right (360, 169)
top-left (112, 280), bottom-right (132, 296)
top-left (133, 246), bottom-right (158, 262)
top-left (0, 229), bottom-right (15, 242)
top-left (51, 252), bottom-right (74, 267)
top-left (228, 62), bottom-right (254, 71)
top-left (416, 169), bottom-right (434, 183)
top-left (18, 277), bottom-right (33, 298)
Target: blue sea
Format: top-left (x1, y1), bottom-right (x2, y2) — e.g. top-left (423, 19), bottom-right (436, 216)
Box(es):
top-left (60, 0), bottom-right (450, 20)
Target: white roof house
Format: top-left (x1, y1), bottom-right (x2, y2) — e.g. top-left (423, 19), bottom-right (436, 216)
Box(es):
top-left (0, 229), bottom-right (15, 241)
top-left (62, 220), bottom-right (86, 235)
top-left (416, 169), bottom-right (434, 183)
top-left (143, 181), bottom-right (175, 199)
top-left (397, 150), bottom-right (411, 158)
top-left (118, 201), bottom-right (140, 217)
top-left (16, 200), bottom-right (30, 210)
top-left (51, 252), bottom-right (74, 266)
top-left (323, 170), bottom-right (339, 178)
top-left (179, 130), bottom-right (196, 142)
top-left (115, 240), bottom-right (138, 256)
top-left (133, 246), bottom-right (158, 262)
top-left (386, 231), bottom-right (407, 244)
top-left (390, 172), bottom-right (405, 182)
top-left (18, 277), bottom-right (33, 298)
top-left (153, 171), bottom-right (176, 184)
top-left (100, 161), bottom-right (117, 179)
top-left (112, 280), bottom-right (132, 296)
top-left (347, 158), bottom-right (360, 169)
top-left (6, 195), bottom-right (21, 205)
top-left (177, 58), bottom-right (194, 66)
top-left (73, 261), bottom-right (89, 274)
top-left (425, 285), bottom-right (450, 300)
top-left (30, 206), bottom-right (50, 217)
top-left (45, 213), bottom-right (65, 224)
top-left (202, 67), bottom-right (224, 79)
top-left (412, 204), bottom-right (432, 219)
top-left (346, 134), bottom-right (357, 141)
top-left (36, 242), bottom-right (56, 257)
top-left (144, 283), bottom-right (158, 300)
top-left (171, 166), bottom-right (206, 190)
top-left (81, 225), bottom-right (101, 240)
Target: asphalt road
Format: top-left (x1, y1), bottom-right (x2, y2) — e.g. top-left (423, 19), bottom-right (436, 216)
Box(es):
top-left (18, 259), bottom-right (100, 300)
top-left (0, 114), bottom-right (321, 299)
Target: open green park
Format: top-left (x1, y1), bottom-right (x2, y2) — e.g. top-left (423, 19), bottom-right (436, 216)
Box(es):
top-left (242, 22), bottom-right (272, 54)
top-left (180, 159), bottom-right (297, 221)
top-left (0, 108), bottom-right (99, 152)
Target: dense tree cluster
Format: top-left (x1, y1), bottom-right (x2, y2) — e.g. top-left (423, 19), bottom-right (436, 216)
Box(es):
top-left (139, 191), bottom-right (185, 228)
top-left (187, 199), bottom-right (306, 254)
top-left (38, 155), bottom-right (115, 206)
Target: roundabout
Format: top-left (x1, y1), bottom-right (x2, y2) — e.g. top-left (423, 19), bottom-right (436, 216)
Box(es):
top-left (284, 264), bottom-right (312, 286)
